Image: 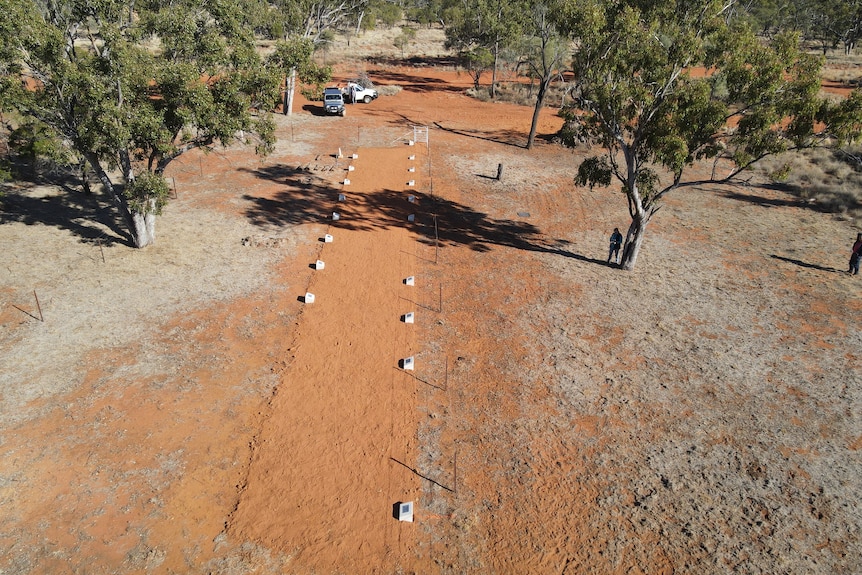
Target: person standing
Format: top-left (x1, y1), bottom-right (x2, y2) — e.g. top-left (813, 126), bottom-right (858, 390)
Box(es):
top-left (608, 227), bottom-right (623, 264)
top-left (850, 233), bottom-right (862, 275)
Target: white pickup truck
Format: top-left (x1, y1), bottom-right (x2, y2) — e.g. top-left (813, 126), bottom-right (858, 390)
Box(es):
top-left (344, 81), bottom-right (379, 104)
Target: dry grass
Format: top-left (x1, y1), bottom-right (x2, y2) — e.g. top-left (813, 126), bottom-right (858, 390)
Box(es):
top-left (465, 79), bottom-right (571, 109)
top-left (755, 146), bottom-right (862, 222)
top-left (821, 49), bottom-right (862, 85)
top-left (324, 24), bottom-right (450, 65)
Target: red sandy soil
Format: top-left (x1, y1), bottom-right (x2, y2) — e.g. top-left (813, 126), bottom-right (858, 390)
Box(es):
top-left (1, 63), bottom-right (861, 575)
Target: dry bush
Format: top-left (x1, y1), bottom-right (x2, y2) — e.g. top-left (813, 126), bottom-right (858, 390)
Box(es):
top-left (377, 84), bottom-right (402, 96)
top-left (465, 86), bottom-right (492, 101)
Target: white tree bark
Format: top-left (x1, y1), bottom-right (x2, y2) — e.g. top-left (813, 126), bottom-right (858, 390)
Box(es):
top-left (284, 68), bottom-right (297, 116)
top-left (84, 152), bottom-right (156, 248)
top-left (130, 209), bottom-right (156, 248)
top-left (620, 214), bottom-right (648, 271)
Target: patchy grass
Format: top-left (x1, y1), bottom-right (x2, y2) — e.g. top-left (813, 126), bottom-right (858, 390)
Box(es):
top-left (821, 49), bottom-right (862, 83)
top-left (756, 146), bottom-right (862, 222)
top-left (466, 78), bottom-right (572, 109)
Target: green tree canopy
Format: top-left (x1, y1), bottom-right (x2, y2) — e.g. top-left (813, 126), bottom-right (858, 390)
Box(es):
top-left (518, 1), bottom-right (568, 149)
top-left (556, 0), bottom-right (862, 270)
top-left (444, 0), bottom-right (526, 98)
top-left (0, 0), bottom-right (282, 248)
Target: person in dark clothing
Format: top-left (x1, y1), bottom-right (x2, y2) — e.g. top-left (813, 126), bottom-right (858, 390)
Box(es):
top-left (608, 228), bottom-right (623, 264)
top-left (850, 233), bottom-right (862, 275)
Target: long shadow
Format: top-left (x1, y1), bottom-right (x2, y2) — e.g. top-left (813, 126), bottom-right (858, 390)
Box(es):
top-left (720, 180), bottom-right (860, 216)
top-left (374, 113), bottom-right (541, 151)
top-left (394, 365), bottom-right (445, 391)
top-left (11, 304), bottom-right (41, 321)
top-left (770, 254), bottom-right (843, 273)
top-left (367, 55), bottom-right (461, 69)
top-left (368, 70), bottom-right (465, 95)
top-left (721, 187), bottom-right (821, 211)
top-left (823, 79), bottom-right (860, 91)
top-left (390, 457), bottom-right (453, 492)
top-left (241, 162), bottom-right (607, 266)
top-left (432, 121), bottom-right (525, 149)
top-left (1, 176), bottom-right (130, 246)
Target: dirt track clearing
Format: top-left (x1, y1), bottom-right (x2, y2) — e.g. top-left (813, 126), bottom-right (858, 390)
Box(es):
top-left (1, 62), bottom-right (861, 574)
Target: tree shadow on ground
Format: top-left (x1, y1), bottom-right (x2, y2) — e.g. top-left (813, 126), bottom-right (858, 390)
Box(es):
top-left (720, 179), bottom-right (861, 216)
top-left (367, 70), bottom-right (465, 94)
top-left (770, 254), bottom-right (843, 273)
top-left (720, 186), bottom-right (827, 211)
top-left (241, 163), bottom-right (609, 266)
top-left (374, 113), bottom-right (553, 150)
top-left (432, 121), bottom-right (526, 149)
top-left (366, 55), bottom-right (461, 69)
top-left (1, 172), bottom-right (130, 246)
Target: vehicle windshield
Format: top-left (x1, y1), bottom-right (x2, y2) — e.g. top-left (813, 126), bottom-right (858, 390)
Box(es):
top-left (325, 94), bottom-right (341, 101)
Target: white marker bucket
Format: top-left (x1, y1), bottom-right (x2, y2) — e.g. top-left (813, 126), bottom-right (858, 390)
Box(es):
top-left (397, 501), bottom-right (414, 522)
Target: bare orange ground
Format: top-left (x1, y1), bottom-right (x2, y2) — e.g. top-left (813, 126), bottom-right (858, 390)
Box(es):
top-left (228, 146), bottom-right (429, 571)
top-left (3, 60), bottom-right (860, 575)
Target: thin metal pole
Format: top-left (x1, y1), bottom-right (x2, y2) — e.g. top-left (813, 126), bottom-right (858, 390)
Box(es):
top-left (428, 135), bottom-right (433, 199)
top-left (434, 215), bottom-right (439, 264)
top-left (454, 446), bottom-right (458, 495)
top-left (33, 290), bottom-right (43, 322)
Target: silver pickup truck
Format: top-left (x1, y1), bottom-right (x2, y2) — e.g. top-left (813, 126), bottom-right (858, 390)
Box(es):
top-left (323, 87), bottom-right (345, 116)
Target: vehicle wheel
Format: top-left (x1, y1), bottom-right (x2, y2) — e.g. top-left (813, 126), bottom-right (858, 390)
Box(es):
top-left (363, 95), bottom-right (372, 104)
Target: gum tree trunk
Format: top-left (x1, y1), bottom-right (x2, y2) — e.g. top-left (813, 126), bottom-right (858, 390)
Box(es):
top-left (284, 68), bottom-right (297, 116)
top-left (618, 144), bottom-right (654, 271)
top-left (129, 207), bottom-right (156, 248)
top-left (84, 152), bottom-right (156, 248)
top-left (491, 40), bottom-right (499, 99)
top-left (526, 75), bottom-right (551, 149)
top-left (619, 213), bottom-right (648, 271)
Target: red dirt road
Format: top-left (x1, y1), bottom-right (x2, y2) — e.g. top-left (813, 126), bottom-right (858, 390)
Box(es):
top-left (228, 146), bottom-right (427, 571)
